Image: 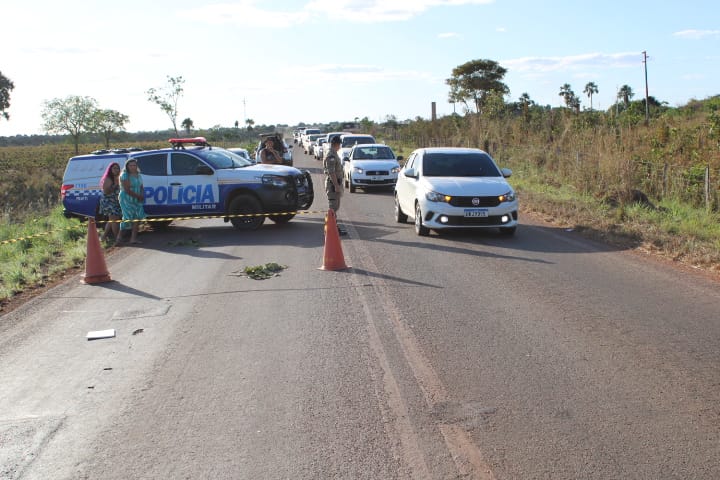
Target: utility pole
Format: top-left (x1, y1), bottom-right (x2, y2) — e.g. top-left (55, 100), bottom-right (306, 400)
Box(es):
top-left (642, 51), bottom-right (650, 126)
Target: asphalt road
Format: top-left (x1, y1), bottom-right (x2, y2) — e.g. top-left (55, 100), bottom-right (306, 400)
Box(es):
top-left (1, 146), bottom-right (719, 479)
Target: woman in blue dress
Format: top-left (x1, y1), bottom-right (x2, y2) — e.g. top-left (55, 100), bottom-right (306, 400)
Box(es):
top-left (98, 162), bottom-right (122, 243)
top-left (118, 158), bottom-right (146, 244)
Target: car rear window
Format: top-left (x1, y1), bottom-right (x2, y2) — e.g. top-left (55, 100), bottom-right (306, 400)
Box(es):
top-left (422, 152), bottom-right (501, 177)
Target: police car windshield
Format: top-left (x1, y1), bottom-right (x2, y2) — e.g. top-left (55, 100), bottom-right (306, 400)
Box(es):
top-left (196, 149), bottom-right (252, 169)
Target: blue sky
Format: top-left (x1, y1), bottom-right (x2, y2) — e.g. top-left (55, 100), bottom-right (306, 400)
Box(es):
top-left (1, 0), bottom-right (718, 136)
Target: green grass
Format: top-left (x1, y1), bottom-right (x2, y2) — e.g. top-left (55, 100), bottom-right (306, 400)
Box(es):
top-left (0, 207), bottom-right (89, 305)
top-left (514, 174), bottom-right (720, 271)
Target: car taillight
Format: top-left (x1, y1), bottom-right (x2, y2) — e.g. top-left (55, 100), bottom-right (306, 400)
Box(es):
top-left (60, 184), bottom-right (73, 199)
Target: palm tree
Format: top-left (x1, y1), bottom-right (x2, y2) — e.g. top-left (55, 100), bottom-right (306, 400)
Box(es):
top-left (559, 84), bottom-right (578, 111)
top-left (583, 82), bottom-right (598, 111)
top-left (518, 92), bottom-right (532, 121)
top-left (618, 85), bottom-right (634, 107)
top-left (181, 117), bottom-right (194, 134)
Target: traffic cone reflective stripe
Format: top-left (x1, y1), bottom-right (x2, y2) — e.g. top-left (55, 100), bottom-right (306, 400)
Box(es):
top-left (319, 209), bottom-right (349, 271)
top-left (81, 219), bottom-right (112, 284)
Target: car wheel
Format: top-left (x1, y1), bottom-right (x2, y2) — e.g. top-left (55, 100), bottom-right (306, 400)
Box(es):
top-left (229, 194), bottom-right (265, 230)
top-left (394, 195), bottom-right (407, 223)
top-left (414, 203), bottom-right (429, 236)
top-left (269, 214), bottom-right (296, 224)
top-left (349, 180), bottom-right (356, 193)
top-left (499, 226), bottom-right (517, 235)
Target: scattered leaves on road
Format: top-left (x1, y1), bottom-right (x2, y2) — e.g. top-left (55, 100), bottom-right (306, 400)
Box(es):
top-left (231, 262), bottom-right (287, 280)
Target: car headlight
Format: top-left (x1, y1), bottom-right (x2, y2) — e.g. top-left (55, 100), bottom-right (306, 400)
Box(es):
top-left (425, 191), bottom-right (451, 203)
top-left (498, 190), bottom-right (516, 202)
top-left (353, 166), bottom-right (364, 174)
top-left (391, 166), bottom-right (400, 174)
top-left (262, 175), bottom-right (289, 187)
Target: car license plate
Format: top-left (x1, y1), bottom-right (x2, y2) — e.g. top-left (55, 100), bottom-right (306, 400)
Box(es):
top-left (464, 209), bottom-right (489, 217)
top-left (371, 176), bottom-right (383, 181)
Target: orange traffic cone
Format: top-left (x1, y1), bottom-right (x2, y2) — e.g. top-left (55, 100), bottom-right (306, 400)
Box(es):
top-left (318, 209), bottom-right (350, 271)
top-left (81, 219), bottom-right (112, 284)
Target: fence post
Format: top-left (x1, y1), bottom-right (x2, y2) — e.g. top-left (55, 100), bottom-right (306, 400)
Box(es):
top-left (705, 165), bottom-right (710, 211)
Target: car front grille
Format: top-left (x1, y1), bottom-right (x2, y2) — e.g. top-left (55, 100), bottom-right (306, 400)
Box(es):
top-left (445, 215), bottom-right (505, 226)
top-left (357, 179), bottom-right (394, 185)
top-left (449, 196), bottom-right (501, 207)
top-left (365, 170), bottom-right (389, 176)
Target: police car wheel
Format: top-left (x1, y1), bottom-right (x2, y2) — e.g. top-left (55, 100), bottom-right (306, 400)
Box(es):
top-left (269, 214), bottom-right (295, 224)
top-left (229, 195), bottom-right (265, 230)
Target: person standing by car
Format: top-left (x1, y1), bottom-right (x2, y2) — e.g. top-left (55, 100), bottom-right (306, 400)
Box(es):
top-left (323, 135), bottom-right (347, 236)
top-left (259, 137), bottom-right (283, 164)
top-left (98, 162), bottom-right (122, 244)
top-left (118, 158), bottom-right (146, 244)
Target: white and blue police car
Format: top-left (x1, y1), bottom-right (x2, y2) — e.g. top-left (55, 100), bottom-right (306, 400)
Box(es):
top-left (61, 137), bottom-right (314, 230)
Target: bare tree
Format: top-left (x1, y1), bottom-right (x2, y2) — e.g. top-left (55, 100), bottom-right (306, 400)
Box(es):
top-left (146, 75), bottom-right (185, 135)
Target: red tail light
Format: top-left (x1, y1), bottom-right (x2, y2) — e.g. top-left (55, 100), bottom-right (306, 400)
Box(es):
top-left (61, 184), bottom-right (74, 199)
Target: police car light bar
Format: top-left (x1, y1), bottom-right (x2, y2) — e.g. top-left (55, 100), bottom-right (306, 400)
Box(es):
top-left (169, 137), bottom-right (210, 147)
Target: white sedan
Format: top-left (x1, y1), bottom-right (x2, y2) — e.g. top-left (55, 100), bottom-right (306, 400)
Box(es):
top-left (394, 147), bottom-right (518, 236)
top-left (342, 144), bottom-right (402, 193)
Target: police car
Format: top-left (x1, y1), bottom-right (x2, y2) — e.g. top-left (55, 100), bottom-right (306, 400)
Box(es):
top-left (60, 137), bottom-right (314, 230)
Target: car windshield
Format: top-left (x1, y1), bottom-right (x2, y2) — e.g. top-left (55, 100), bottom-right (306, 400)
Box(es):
top-left (353, 146), bottom-right (395, 160)
top-left (422, 152), bottom-right (501, 177)
top-left (342, 137), bottom-right (374, 148)
top-left (195, 149), bottom-right (252, 169)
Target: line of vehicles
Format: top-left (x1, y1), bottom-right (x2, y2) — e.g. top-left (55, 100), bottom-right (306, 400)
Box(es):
top-left (292, 127), bottom-right (519, 236)
top-left (60, 129), bottom-right (519, 237)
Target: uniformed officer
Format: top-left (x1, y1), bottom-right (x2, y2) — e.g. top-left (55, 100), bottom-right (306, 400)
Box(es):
top-left (323, 135), bottom-right (347, 236)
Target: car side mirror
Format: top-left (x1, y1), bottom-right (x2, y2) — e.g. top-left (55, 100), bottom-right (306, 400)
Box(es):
top-left (404, 167), bottom-right (417, 178)
top-left (196, 165), bottom-right (214, 175)
top-left (501, 167), bottom-right (512, 178)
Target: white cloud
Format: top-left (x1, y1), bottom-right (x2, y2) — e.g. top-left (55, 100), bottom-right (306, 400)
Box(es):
top-left (177, 0), bottom-right (493, 26)
top-left (503, 52), bottom-right (641, 73)
top-left (496, 26), bottom-right (506, 33)
top-left (305, 0), bottom-right (494, 23)
top-left (673, 29), bottom-right (720, 39)
top-left (177, 1), bottom-right (311, 27)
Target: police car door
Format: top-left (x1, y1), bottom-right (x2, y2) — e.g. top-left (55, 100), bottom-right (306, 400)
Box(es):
top-left (134, 152), bottom-right (169, 217)
top-left (169, 152), bottom-right (221, 215)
